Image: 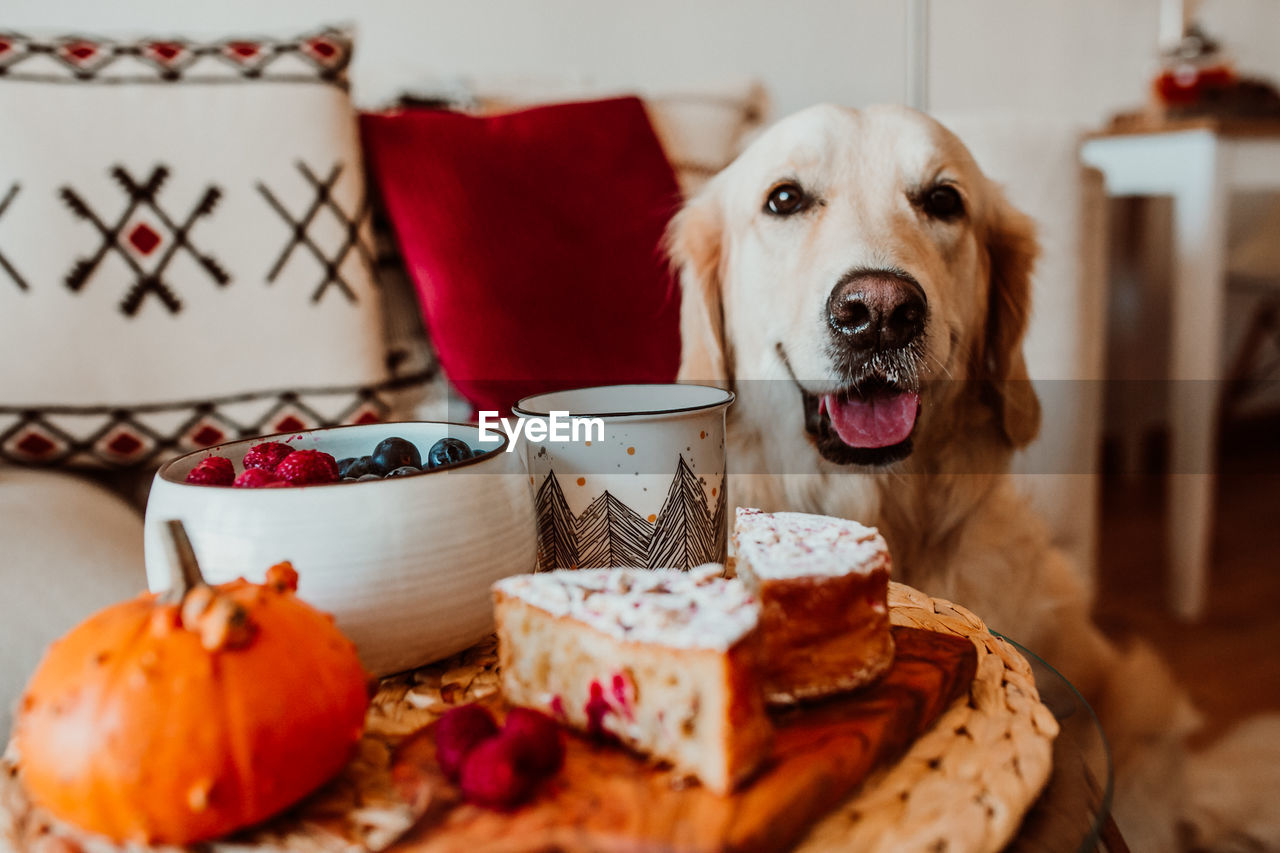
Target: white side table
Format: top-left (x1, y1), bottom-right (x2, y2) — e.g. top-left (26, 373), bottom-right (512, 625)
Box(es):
top-left (1081, 119), bottom-right (1280, 620)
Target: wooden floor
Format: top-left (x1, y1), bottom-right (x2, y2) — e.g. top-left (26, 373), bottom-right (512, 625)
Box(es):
top-left (1093, 423), bottom-right (1280, 740)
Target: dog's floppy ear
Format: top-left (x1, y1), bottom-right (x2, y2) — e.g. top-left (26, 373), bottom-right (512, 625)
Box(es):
top-left (980, 190), bottom-right (1041, 448)
top-left (666, 186), bottom-right (729, 386)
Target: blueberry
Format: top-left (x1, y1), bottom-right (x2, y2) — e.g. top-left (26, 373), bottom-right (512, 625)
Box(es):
top-left (357, 473), bottom-right (382, 482)
top-left (386, 466), bottom-right (422, 478)
top-left (427, 437), bottom-right (472, 469)
top-left (338, 455), bottom-right (377, 479)
top-left (372, 437), bottom-right (421, 475)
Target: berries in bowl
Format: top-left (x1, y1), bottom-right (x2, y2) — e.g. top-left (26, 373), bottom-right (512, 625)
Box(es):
top-left (144, 423), bottom-right (536, 676)
top-left (181, 434), bottom-right (485, 489)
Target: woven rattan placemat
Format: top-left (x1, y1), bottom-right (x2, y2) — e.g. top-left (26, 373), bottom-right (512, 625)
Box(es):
top-left (796, 582), bottom-right (1059, 852)
top-left (3, 582), bottom-right (1056, 853)
top-left (367, 581), bottom-right (1058, 853)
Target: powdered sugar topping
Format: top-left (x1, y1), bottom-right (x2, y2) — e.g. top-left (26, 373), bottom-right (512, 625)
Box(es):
top-left (494, 565), bottom-right (757, 651)
top-left (734, 507), bottom-right (890, 579)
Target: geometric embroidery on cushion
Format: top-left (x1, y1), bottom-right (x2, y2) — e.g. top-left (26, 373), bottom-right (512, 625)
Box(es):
top-left (0, 28), bottom-right (351, 89)
top-left (0, 32), bottom-right (30, 74)
top-left (258, 161), bottom-right (374, 304)
top-left (0, 184), bottom-right (28, 292)
top-left (342, 398), bottom-right (387, 426)
top-left (187, 421), bottom-right (229, 448)
top-left (178, 407), bottom-right (241, 451)
top-left (93, 416), bottom-right (159, 464)
top-left (0, 368), bottom-right (433, 468)
top-left (0, 414), bottom-right (73, 465)
top-left (260, 397), bottom-right (320, 435)
top-left (102, 430), bottom-right (146, 457)
top-left (51, 36), bottom-right (117, 77)
top-left (297, 32), bottom-right (346, 72)
top-left (320, 388), bottom-right (391, 426)
top-left (217, 32), bottom-right (348, 80)
top-left (60, 165), bottom-right (229, 316)
top-left (293, 388), bottom-right (366, 425)
top-left (219, 39), bottom-right (274, 75)
top-left (136, 39), bottom-right (199, 79)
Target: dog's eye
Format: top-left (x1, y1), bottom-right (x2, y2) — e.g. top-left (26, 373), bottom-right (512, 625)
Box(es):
top-left (921, 185), bottom-right (964, 220)
top-left (764, 182), bottom-right (808, 216)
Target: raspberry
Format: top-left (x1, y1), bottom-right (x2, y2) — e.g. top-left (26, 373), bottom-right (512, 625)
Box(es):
top-left (585, 680), bottom-right (612, 738)
top-left (185, 456), bottom-right (234, 486)
top-left (501, 707), bottom-right (565, 776)
top-left (458, 736), bottom-right (535, 809)
top-left (275, 450), bottom-right (339, 485)
top-left (242, 441), bottom-right (293, 472)
top-left (233, 468), bottom-right (281, 488)
top-left (434, 704), bottom-right (499, 781)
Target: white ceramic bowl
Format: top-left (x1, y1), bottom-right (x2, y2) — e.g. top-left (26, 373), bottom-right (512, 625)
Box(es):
top-left (144, 422), bottom-right (536, 676)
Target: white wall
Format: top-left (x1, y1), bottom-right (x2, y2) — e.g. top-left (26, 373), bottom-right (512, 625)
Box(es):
top-left (927, 0), bottom-right (1280, 124)
top-left (7, 1), bottom-right (1280, 121)
top-left (0, 0), bottom-right (911, 114)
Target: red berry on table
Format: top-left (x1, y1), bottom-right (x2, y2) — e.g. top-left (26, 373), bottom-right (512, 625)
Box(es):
top-left (233, 468), bottom-right (281, 488)
top-left (502, 707), bottom-right (565, 776)
top-left (434, 704), bottom-right (499, 781)
top-left (458, 736), bottom-right (535, 809)
top-left (275, 450), bottom-right (339, 485)
top-left (185, 456), bottom-right (234, 486)
top-left (242, 441), bottom-right (293, 472)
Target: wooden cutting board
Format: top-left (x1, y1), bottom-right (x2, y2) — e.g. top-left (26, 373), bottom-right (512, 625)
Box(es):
top-left (391, 626), bottom-right (977, 853)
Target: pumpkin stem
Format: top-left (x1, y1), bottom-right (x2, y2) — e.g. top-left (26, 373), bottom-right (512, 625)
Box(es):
top-left (161, 520), bottom-right (207, 604)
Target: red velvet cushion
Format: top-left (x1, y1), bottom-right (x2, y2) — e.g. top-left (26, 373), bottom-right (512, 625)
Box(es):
top-left (361, 97), bottom-right (682, 415)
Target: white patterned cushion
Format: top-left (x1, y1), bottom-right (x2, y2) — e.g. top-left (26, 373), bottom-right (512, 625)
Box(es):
top-left (458, 79), bottom-right (770, 196)
top-left (0, 467), bottom-right (145, 739)
top-left (0, 27), bottom-right (434, 468)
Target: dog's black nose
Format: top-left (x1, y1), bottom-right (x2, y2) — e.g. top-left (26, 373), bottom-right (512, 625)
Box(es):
top-left (827, 272), bottom-right (927, 352)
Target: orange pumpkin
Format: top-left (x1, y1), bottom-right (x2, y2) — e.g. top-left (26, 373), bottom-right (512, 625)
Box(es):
top-left (15, 521), bottom-right (370, 845)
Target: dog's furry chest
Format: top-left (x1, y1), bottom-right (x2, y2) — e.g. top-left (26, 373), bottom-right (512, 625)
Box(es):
top-left (724, 423), bottom-right (882, 526)
top-left (724, 415), bottom-right (990, 595)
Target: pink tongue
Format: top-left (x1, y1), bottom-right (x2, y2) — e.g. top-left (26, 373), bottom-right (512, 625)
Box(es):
top-left (822, 391), bottom-right (920, 448)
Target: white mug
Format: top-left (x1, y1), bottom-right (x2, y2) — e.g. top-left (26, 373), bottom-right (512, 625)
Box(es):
top-left (513, 383), bottom-right (734, 571)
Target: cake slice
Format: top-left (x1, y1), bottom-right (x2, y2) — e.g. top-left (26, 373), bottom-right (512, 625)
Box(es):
top-left (492, 566), bottom-right (773, 794)
top-left (733, 507), bottom-right (894, 704)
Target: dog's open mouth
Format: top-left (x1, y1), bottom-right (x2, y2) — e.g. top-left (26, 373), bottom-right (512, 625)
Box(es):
top-left (776, 343), bottom-right (923, 467)
top-left (821, 385), bottom-right (919, 447)
top-left (801, 377), bottom-right (920, 466)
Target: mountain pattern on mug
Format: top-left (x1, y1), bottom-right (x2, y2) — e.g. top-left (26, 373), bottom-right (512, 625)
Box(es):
top-left (534, 455), bottom-right (727, 571)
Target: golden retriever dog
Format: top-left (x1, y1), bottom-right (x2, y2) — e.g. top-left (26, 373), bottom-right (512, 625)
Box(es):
top-left (668, 103), bottom-right (1280, 852)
